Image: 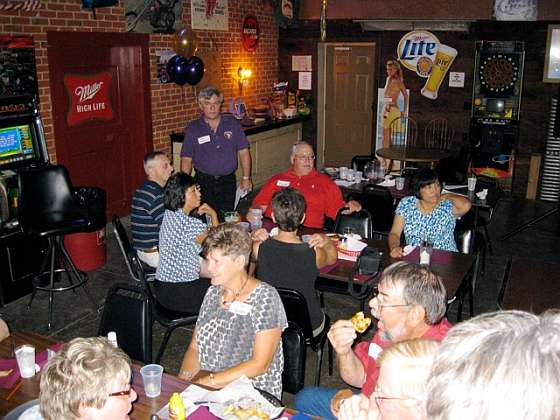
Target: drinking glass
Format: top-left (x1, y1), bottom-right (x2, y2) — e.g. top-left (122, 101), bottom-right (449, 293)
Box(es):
top-left (140, 364), bottom-right (163, 398)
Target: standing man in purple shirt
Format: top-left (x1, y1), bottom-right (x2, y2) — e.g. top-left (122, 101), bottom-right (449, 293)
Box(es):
top-left (180, 86), bottom-right (252, 219)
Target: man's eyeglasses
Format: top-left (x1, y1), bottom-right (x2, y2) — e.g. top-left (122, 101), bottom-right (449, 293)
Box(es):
top-left (372, 286), bottom-right (411, 310)
top-left (295, 155), bottom-right (315, 161)
top-left (108, 387), bottom-right (134, 398)
top-left (202, 101), bottom-right (221, 107)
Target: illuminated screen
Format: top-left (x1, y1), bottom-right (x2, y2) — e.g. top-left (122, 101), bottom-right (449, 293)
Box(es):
top-left (486, 99), bottom-right (505, 114)
top-left (0, 124), bottom-right (37, 167)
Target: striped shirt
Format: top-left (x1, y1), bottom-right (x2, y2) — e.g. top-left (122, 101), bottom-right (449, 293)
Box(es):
top-left (131, 180), bottom-right (165, 250)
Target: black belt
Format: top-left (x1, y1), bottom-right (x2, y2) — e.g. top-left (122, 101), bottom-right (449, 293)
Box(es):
top-left (195, 170), bottom-right (235, 181)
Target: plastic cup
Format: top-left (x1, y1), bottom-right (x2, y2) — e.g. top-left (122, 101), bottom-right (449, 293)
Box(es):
top-left (355, 171), bottom-right (363, 183)
top-left (467, 175), bottom-right (477, 192)
top-left (140, 364), bottom-right (163, 398)
top-left (396, 176), bottom-right (405, 190)
top-left (15, 345), bottom-right (36, 378)
top-left (339, 167), bottom-right (349, 180)
top-left (239, 221), bottom-right (250, 230)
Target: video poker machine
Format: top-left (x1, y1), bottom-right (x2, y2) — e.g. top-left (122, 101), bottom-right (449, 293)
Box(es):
top-left (470, 41), bottom-right (525, 182)
top-left (0, 95), bottom-right (49, 305)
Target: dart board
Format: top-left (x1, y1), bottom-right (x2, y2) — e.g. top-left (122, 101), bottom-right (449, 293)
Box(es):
top-left (479, 54), bottom-right (520, 97)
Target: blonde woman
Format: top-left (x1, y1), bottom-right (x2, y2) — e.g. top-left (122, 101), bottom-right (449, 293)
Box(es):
top-left (337, 338), bottom-right (439, 420)
top-left (380, 60), bottom-right (409, 169)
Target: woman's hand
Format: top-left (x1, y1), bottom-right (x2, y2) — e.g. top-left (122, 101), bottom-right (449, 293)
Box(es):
top-left (251, 228), bottom-right (269, 242)
top-left (390, 246), bottom-right (403, 258)
top-left (198, 204), bottom-right (219, 226)
top-left (308, 233), bottom-right (329, 249)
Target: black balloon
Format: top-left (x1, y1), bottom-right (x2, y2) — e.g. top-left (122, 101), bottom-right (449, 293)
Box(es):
top-left (166, 55), bottom-right (190, 86)
top-left (185, 56), bottom-right (205, 86)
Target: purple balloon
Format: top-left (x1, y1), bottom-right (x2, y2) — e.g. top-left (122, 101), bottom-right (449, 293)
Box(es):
top-left (185, 56), bottom-right (205, 86)
top-left (166, 55), bottom-right (190, 86)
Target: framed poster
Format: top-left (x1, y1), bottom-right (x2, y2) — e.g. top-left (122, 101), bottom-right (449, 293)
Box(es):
top-left (375, 88), bottom-right (410, 152)
top-left (191, 0), bottom-right (228, 31)
top-left (543, 25), bottom-right (560, 83)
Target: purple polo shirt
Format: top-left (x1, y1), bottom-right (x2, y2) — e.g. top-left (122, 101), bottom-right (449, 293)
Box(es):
top-left (181, 114), bottom-right (249, 176)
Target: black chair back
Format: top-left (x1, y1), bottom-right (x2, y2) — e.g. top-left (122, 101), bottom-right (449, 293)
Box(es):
top-left (18, 164), bottom-right (89, 236)
top-left (333, 209), bottom-right (372, 239)
top-left (276, 288), bottom-right (314, 337)
top-left (112, 215), bottom-right (147, 282)
top-left (281, 321), bottom-right (306, 394)
top-left (361, 185), bottom-right (395, 234)
top-left (350, 155), bottom-right (373, 172)
top-left (98, 282), bottom-right (152, 364)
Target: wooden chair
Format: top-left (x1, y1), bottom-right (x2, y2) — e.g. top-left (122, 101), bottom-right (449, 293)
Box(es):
top-left (424, 118), bottom-right (454, 150)
top-left (389, 116), bottom-right (418, 147)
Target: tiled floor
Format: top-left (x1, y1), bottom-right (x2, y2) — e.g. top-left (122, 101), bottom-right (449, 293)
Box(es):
top-left (1, 194), bottom-right (559, 405)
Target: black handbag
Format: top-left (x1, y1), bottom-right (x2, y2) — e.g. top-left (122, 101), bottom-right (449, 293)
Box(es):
top-left (347, 246), bottom-right (382, 299)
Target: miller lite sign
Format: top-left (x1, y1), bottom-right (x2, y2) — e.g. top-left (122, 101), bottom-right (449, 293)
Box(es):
top-left (397, 31), bottom-right (440, 78)
top-left (397, 31), bottom-right (458, 100)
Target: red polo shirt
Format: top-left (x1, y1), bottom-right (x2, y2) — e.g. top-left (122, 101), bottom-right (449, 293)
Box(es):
top-left (252, 168), bottom-right (345, 228)
top-left (354, 318), bottom-right (453, 397)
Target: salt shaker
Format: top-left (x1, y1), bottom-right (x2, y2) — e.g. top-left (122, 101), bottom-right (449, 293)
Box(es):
top-left (419, 240), bottom-right (432, 265)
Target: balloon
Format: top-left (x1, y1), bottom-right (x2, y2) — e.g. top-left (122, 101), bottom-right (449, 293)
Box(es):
top-left (166, 55), bottom-right (190, 86)
top-left (172, 27), bottom-right (198, 58)
top-left (185, 56), bottom-right (205, 86)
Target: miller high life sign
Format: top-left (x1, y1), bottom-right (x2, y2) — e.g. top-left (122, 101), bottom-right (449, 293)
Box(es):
top-left (64, 72), bottom-right (114, 126)
top-left (397, 31), bottom-right (458, 100)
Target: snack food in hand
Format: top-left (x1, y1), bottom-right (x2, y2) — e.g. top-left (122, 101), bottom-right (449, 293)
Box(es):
top-left (223, 404), bottom-right (270, 420)
top-left (168, 392), bottom-right (186, 420)
top-left (351, 311), bottom-right (371, 333)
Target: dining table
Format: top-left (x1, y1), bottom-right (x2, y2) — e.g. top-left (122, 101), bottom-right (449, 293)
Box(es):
top-left (376, 146), bottom-right (451, 166)
top-left (0, 332), bottom-right (306, 419)
top-left (316, 238), bottom-right (478, 322)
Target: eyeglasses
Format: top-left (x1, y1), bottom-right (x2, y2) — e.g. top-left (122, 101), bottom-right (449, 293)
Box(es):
top-left (294, 155), bottom-right (315, 161)
top-left (108, 387), bottom-right (134, 398)
top-left (372, 286), bottom-right (411, 311)
top-left (373, 391), bottom-right (419, 405)
top-left (202, 101), bottom-right (221, 107)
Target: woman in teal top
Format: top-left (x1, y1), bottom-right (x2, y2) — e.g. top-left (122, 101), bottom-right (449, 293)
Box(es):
top-left (388, 168), bottom-right (472, 257)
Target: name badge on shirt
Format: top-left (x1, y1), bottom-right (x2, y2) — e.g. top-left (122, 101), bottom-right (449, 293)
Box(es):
top-left (198, 135), bottom-right (211, 144)
top-left (229, 301), bottom-right (252, 315)
top-left (368, 343), bottom-right (383, 359)
top-left (276, 180), bottom-right (290, 187)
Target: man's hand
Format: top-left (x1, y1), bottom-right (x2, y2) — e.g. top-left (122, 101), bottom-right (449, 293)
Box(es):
top-left (337, 394), bottom-right (381, 420)
top-left (341, 200), bottom-right (362, 214)
top-left (240, 178), bottom-right (253, 192)
top-left (327, 320), bottom-right (357, 356)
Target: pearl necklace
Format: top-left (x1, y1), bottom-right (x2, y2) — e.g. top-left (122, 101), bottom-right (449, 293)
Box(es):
top-left (221, 276), bottom-right (250, 306)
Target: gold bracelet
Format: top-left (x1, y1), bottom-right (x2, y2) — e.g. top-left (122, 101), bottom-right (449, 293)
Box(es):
top-left (209, 372), bottom-right (216, 386)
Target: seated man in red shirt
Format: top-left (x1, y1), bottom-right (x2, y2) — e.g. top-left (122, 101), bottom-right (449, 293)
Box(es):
top-left (250, 142), bottom-right (361, 229)
top-left (294, 261), bottom-right (452, 419)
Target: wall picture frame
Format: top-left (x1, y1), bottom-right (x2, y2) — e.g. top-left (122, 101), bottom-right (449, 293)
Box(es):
top-left (543, 25), bottom-right (560, 83)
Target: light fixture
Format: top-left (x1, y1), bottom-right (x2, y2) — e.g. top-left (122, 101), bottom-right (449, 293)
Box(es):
top-left (237, 67), bottom-right (252, 88)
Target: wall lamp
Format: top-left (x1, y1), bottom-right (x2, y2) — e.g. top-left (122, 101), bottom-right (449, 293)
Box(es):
top-left (237, 67), bottom-right (252, 88)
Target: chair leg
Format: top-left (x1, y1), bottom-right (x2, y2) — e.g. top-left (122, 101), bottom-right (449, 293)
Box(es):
top-left (315, 347), bottom-right (324, 387)
top-left (47, 239), bottom-right (58, 330)
top-left (59, 238), bottom-right (96, 307)
top-left (155, 325), bottom-right (176, 364)
top-left (484, 225), bottom-right (494, 256)
top-left (28, 239), bottom-right (54, 309)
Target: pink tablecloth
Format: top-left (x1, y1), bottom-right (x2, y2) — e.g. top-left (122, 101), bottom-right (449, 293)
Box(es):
top-left (0, 342), bottom-right (63, 389)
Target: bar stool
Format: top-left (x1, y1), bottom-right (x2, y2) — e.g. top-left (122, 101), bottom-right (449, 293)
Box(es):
top-left (18, 164), bottom-right (96, 330)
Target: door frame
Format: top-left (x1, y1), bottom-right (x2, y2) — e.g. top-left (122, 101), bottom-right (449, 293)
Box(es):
top-left (317, 42), bottom-right (377, 169)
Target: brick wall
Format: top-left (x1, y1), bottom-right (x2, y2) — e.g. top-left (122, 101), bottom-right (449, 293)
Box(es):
top-left (0, 0), bottom-right (278, 160)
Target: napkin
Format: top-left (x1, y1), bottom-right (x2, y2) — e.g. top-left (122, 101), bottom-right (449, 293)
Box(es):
top-left (377, 178), bottom-right (396, 187)
top-left (0, 342), bottom-right (63, 389)
top-left (159, 376), bottom-right (284, 420)
top-left (476, 189), bottom-right (488, 200)
top-left (334, 179), bottom-right (354, 187)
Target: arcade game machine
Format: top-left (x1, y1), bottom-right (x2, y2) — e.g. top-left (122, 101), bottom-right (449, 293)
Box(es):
top-left (0, 95), bottom-right (49, 305)
top-left (470, 41), bottom-right (525, 192)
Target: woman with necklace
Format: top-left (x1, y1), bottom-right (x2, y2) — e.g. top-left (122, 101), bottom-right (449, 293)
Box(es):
top-left (179, 223), bottom-right (287, 399)
top-left (388, 168), bottom-right (471, 257)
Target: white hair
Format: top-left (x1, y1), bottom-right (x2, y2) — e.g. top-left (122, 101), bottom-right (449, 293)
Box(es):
top-left (427, 310), bottom-right (560, 420)
top-left (291, 141), bottom-right (312, 158)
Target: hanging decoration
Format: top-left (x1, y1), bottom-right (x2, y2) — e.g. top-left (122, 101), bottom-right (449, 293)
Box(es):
top-left (320, 0), bottom-right (327, 42)
top-left (166, 55), bottom-right (190, 86)
top-left (185, 56), bottom-right (205, 86)
top-left (172, 27), bottom-right (199, 58)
